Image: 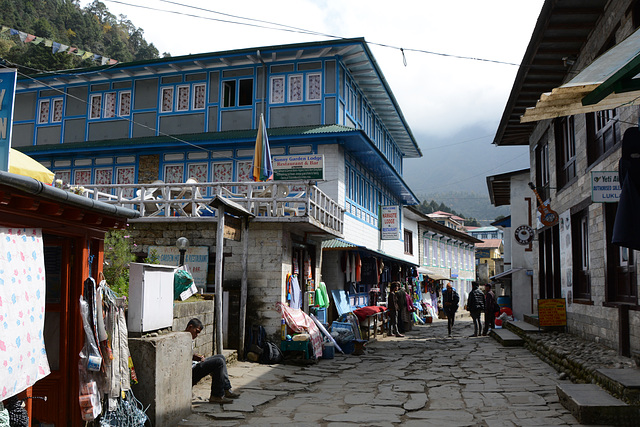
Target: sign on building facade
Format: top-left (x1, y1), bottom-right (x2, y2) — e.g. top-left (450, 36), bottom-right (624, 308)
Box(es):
top-left (380, 205), bottom-right (401, 240)
top-left (149, 245), bottom-right (209, 290)
top-left (272, 154), bottom-right (324, 181)
top-left (591, 171), bottom-right (621, 202)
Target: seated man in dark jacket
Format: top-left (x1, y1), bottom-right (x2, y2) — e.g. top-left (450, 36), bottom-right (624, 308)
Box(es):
top-left (186, 318), bottom-right (241, 404)
top-left (466, 281), bottom-right (485, 337)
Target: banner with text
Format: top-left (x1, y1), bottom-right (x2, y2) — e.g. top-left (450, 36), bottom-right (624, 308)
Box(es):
top-left (591, 171), bottom-right (621, 202)
top-left (381, 205), bottom-right (401, 240)
top-left (0, 68), bottom-right (17, 171)
top-left (273, 154), bottom-right (324, 181)
top-left (149, 246), bottom-right (209, 290)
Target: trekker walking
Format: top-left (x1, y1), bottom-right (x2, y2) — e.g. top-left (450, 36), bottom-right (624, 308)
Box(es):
top-left (482, 283), bottom-right (498, 336)
top-left (442, 282), bottom-right (459, 336)
top-left (466, 281), bottom-right (485, 337)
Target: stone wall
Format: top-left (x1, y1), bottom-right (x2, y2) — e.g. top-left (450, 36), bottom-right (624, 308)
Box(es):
top-left (173, 300), bottom-right (214, 356)
top-left (138, 154), bottom-right (160, 183)
top-left (526, 0), bottom-right (640, 355)
top-left (129, 332), bottom-right (192, 427)
top-left (129, 220), bottom-right (323, 346)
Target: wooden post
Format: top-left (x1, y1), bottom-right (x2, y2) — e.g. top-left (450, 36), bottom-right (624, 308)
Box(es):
top-left (215, 206), bottom-right (225, 354)
top-left (238, 217), bottom-right (250, 360)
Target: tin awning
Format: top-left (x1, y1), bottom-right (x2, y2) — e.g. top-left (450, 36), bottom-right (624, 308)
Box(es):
top-left (521, 26), bottom-right (640, 123)
top-left (490, 268), bottom-right (523, 281)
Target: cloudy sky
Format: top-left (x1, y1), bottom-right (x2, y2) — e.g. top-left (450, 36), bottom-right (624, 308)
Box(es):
top-left (88, 0), bottom-right (545, 194)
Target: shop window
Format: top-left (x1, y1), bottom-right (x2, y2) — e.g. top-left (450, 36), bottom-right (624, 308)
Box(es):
top-left (535, 139), bottom-right (550, 201)
top-left (270, 76), bottom-right (285, 104)
top-left (572, 209), bottom-right (591, 300)
top-left (119, 91), bottom-right (131, 116)
top-left (193, 84), bottom-right (206, 109)
top-left (288, 75), bottom-right (303, 102)
top-left (555, 116), bottom-right (576, 189)
top-left (177, 85), bottom-right (190, 111)
top-left (404, 229), bottom-right (413, 255)
top-left (104, 92), bottom-right (116, 118)
top-left (586, 109), bottom-right (620, 166)
top-left (161, 87), bottom-right (174, 112)
top-left (605, 203), bottom-right (637, 303)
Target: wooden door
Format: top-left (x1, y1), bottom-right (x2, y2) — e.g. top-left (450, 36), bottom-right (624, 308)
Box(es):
top-left (31, 236), bottom-right (72, 425)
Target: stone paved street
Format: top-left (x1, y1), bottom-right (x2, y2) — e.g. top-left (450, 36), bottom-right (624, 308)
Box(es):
top-left (180, 318), bottom-right (594, 426)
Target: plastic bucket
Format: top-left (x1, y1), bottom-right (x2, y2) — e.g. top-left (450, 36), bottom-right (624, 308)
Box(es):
top-left (497, 296), bottom-right (512, 308)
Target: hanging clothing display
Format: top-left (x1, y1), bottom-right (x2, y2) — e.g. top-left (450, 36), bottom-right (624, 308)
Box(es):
top-left (355, 253), bottom-right (362, 283)
top-left (0, 228), bottom-right (51, 400)
top-left (287, 274), bottom-right (302, 309)
top-left (315, 282), bottom-right (330, 309)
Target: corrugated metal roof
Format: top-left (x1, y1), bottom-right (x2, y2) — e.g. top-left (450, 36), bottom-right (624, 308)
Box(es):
top-left (321, 238), bottom-right (360, 249)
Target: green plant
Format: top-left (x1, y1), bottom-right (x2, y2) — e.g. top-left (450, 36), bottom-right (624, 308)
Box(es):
top-left (103, 229), bottom-right (136, 297)
top-left (143, 248), bottom-right (160, 264)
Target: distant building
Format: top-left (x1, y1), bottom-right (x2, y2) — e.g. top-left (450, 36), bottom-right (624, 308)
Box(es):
top-left (426, 211), bottom-right (466, 232)
top-left (467, 226), bottom-right (503, 241)
top-left (475, 239), bottom-right (504, 283)
top-left (487, 169), bottom-right (535, 319)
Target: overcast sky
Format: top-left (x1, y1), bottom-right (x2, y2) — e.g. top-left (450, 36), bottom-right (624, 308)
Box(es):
top-left (86, 0), bottom-right (545, 193)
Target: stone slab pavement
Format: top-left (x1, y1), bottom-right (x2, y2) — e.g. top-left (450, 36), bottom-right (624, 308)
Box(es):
top-left (179, 318), bottom-right (605, 426)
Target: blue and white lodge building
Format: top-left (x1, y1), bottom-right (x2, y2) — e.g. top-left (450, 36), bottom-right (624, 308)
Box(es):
top-left (10, 38), bottom-right (466, 341)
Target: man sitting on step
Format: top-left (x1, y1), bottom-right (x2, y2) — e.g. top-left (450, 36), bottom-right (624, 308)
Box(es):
top-left (186, 318), bottom-right (241, 404)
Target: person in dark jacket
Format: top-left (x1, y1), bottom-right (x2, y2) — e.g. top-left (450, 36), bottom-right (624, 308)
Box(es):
top-left (482, 283), bottom-right (497, 336)
top-left (387, 282), bottom-right (404, 337)
top-left (442, 282), bottom-right (459, 336)
top-left (466, 281), bottom-right (485, 337)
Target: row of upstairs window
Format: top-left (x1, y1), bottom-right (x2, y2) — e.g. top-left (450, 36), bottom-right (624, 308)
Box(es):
top-left (36, 71), bottom-right (324, 124)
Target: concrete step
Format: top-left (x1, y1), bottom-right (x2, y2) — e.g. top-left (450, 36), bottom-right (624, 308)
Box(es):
top-left (523, 313), bottom-right (539, 327)
top-left (505, 320), bottom-right (541, 336)
top-left (556, 383), bottom-right (640, 426)
top-left (595, 368), bottom-right (640, 406)
top-left (489, 328), bottom-right (524, 347)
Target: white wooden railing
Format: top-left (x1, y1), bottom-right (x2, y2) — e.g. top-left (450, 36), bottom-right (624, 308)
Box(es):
top-left (79, 181), bottom-right (344, 234)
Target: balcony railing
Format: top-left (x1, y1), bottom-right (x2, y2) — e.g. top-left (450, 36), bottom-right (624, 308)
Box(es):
top-left (79, 180), bottom-right (344, 234)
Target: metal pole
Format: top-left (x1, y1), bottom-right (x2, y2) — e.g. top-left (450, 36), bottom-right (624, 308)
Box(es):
top-left (215, 206), bottom-right (225, 353)
top-left (238, 217), bottom-right (249, 359)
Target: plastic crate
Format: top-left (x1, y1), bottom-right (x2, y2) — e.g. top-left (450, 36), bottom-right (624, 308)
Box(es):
top-left (341, 341), bottom-right (355, 354)
top-left (315, 308), bottom-right (327, 324)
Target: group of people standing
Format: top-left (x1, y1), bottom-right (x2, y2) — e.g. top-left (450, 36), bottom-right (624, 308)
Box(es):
top-left (387, 280), bottom-right (501, 338)
top-left (386, 281), bottom-right (416, 337)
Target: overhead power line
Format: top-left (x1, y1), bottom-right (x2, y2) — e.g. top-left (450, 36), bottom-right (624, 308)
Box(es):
top-left (102, 0), bottom-right (521, 67)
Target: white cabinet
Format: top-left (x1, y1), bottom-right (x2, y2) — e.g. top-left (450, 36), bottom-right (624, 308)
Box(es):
top-left (128, 263), bottom-right (176, 333)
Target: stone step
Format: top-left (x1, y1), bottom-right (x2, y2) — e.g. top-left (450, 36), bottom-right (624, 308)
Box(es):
top-left (504, 320), bottom-right (541, 336)
top-left (523, 313), bottom-right (539, 327)
top-left (489, 328), bottom-right (524, 347)
top-left (223, 349), bottom-right (238, 366)
top-left (556, 383), bottom-right (640, 426)
top-left (595, 368), bottom-right (640, 406)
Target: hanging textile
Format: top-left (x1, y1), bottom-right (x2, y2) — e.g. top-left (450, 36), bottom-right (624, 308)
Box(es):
top-left (355, 253), bottom-right (362, 283)
top-left (288, 275), bottom-right (302, 309)
top-left (292, 256), bottom-right (299, 275)
top-left (315, 282), bottom-right (330, 309)
top-left (0, 228), bottom-right (50, 400)
top-left (304, 253), bottom-right (312, 280)
top-left (276, 303), bottom-right (322, 358)
top-left (349, 253), bottom-right (356, 283)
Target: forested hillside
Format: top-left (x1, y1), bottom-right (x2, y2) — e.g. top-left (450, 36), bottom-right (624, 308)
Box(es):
top-left (0, 0), bottom-right (159, 73)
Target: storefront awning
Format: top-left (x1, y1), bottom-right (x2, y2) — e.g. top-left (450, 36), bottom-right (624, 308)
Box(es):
top-left (322, 238), bottom-right (418, 267)
top-left (521, 26), bottom-right (640, 123)
top-left (490, 268), bottom-right (523, 281)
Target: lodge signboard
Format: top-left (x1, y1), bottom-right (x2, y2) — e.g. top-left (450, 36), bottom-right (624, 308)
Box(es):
top-left (149, 245), bottom-right (209, 290)
top-left (380, 205), bottom-right (401, 240)
top-left (537, 298), bottom-right (567, 327)
top-left (591, 171), bottom-right (621, 203)
top-left (273, 154), bottom-right (324, 181)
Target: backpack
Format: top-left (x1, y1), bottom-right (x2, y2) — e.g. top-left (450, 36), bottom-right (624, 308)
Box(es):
top-left (260, 341), bottom-right (283, 364)
top-left (245, 325), bottom-right (267, 359)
